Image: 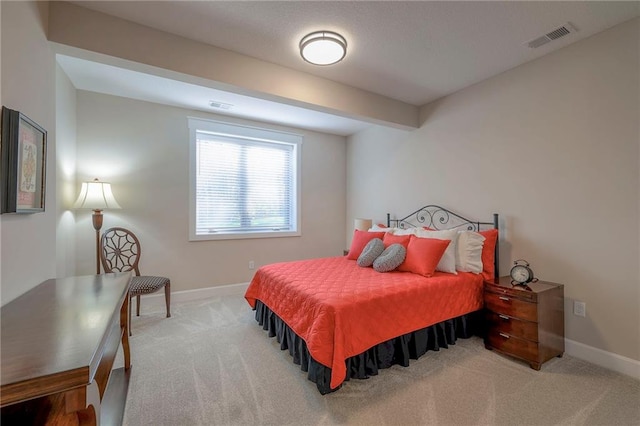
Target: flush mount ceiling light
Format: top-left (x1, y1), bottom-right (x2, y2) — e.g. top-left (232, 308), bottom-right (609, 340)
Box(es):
top-left (299, 31), bottom-right (347, 66)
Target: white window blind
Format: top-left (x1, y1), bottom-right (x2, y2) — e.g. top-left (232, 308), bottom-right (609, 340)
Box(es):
top-left (189, 118), bottom-right (301, 240)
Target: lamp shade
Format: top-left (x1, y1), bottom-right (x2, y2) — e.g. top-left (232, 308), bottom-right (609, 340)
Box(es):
top-left (354, 218), bottom-right (372, 232)
top-left (73, 179), bottom-right (121, 210)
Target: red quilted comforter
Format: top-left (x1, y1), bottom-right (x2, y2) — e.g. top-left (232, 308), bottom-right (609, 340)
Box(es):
top-left (244, 256), bottom-right (483, 389)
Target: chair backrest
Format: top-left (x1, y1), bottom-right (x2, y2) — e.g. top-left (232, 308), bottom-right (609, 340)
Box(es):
top-left (100, 227), bottom-right (141, 276)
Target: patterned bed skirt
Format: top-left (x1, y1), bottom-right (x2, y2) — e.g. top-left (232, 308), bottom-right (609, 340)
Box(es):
top-left (253, 300), bottom-right (482, 394)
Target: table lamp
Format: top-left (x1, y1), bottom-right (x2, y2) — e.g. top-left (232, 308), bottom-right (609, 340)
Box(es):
top-left (354, 218), bottom-right (372, 232)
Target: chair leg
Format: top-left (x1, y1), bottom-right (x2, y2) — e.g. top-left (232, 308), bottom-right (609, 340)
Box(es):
top-left (136, 295), bottom-right (141, 316)
top-left (165, 282), bottom-right (171, 318)
top-left (129, 295), bottom-right (133, 336)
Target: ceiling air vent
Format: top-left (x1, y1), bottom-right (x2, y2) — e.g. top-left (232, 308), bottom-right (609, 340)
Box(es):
top-left (209, 100), bottom-right (233, 110)
top-left (526, 23), bottom-right (576, 49)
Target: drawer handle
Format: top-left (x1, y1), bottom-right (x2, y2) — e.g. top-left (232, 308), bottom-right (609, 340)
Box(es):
top-left (499, 296), bottom-right (510, 301)
top-left (499, 333), bottom-right (510, 339)
top-left (499, 314), bottom-right (510, 321)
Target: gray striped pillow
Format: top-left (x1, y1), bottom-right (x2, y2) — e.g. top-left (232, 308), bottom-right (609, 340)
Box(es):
top-left (357, 238), bottom-right (384, 267)
top-left (373, 244), bottom-right (406, 272)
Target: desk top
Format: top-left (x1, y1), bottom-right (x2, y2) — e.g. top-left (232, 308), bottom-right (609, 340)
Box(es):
top-left (1, 273), bottom-right (131, 405)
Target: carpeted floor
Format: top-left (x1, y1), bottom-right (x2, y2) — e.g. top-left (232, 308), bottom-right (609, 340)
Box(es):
top-left (118, 295), bottom-right (640, 426)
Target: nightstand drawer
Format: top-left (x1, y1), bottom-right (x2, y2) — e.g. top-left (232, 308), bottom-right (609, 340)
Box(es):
top-left (486, 331), bottom-right (538, 362)
top-left (486, 312), bottom-right (538, 342)
top-left (484, 291), bottom-right (537, 322)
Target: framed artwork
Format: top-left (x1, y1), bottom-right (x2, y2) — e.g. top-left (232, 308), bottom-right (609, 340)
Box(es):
top-left (1, 106), bottom-right (47, 213)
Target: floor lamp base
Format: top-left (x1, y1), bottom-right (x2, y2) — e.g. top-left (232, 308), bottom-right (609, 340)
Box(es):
top-left (92, 210), bottom-right (103, 275)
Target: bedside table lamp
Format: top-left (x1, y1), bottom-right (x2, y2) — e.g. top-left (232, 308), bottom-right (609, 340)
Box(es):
top-left (354, 218), bottom-right (372, 231)
top-left (73, 178), bottom-right (121, 274)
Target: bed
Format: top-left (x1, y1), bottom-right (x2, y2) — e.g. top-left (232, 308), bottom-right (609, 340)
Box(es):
top-left (244, 205), bottom-right (499, 394)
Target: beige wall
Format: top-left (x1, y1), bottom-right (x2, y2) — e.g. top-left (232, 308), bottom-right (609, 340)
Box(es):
top-left (75, 91), bottom-right (347, 290)
top-left (2, 0), bottom-right (636, 366)
top-left (0, 2), bottom-right (58, 305)
top-left (55, 63), bottom-right (77, 278)
top-left (347, 18), bottom-right (639, 361)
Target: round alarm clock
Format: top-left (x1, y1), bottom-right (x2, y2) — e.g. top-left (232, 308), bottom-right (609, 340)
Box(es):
top-left (510, 259), bottom-right (535, 285)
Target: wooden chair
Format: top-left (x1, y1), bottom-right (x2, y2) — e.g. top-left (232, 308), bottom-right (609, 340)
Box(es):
top-left (100, 227), bottom-right (171, 335)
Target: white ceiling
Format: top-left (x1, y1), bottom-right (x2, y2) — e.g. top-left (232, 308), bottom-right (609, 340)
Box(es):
top-left (61, 1), bottom-right (639, 135)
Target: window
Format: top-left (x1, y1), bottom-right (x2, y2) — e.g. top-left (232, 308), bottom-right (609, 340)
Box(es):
top-left (189, 118), bottom-right (301, 240)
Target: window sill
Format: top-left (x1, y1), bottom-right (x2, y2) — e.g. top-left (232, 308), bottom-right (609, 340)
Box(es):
top-left (189, 230), bottom-right (301, 241)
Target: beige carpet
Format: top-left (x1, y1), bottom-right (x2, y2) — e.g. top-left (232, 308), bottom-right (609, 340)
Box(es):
top-left (118, 295), bottom-right (640, 426)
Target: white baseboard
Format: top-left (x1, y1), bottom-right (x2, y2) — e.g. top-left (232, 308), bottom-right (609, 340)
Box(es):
top-left (133, 286), bottom-right (640, 381)
top-left (138, 282), bottom-right (250, 309)
top-left (565, 338), bottom-right (640, 380)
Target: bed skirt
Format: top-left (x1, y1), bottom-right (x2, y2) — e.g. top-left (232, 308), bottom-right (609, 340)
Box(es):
top-left (253, 300), bottom-right (482, 394)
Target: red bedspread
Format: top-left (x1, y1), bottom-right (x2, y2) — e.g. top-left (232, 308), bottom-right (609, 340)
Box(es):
top-left (244, 256), bottom-right (484, 389)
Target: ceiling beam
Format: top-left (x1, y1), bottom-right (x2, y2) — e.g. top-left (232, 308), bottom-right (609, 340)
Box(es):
top-left (48, 1), bottom-right (419, 130)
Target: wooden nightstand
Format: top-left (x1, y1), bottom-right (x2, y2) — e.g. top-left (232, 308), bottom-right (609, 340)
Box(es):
top-left (483, 276), bottom-right (564, 370)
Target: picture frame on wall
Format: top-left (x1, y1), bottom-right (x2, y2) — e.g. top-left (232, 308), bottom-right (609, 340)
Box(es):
top-left (1, 106), bottom-right (47, 214)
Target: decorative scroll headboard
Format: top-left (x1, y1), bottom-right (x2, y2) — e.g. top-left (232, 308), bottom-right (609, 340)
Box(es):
top-left (386, 205), bottom-right (499, 278)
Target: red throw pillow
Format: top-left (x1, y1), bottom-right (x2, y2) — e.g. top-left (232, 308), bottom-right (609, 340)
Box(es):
top-left (398, 235), bottom-right (450, 277)
top-left (382, 233), bottom-right (411, 249)
top-left (347, 230), bottom-right (386, 260)
top-left (479, 229), bottom-right (498, 280)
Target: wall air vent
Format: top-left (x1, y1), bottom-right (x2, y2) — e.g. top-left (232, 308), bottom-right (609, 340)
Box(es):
top-left (526, 23), bottom-right (576, 49)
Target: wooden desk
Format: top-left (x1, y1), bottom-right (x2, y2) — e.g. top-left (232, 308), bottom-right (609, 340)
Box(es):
top-left (1, 273), bottom-right (132, 425)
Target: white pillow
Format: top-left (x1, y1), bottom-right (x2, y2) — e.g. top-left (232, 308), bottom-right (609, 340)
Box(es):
top-left (368, 225), bottom-right (416, 235)
top-left (393, 227), bottom-right (417, 236)
top-left (369, 224), bottom-right (393, 232)
top-left (455, 231), bottom-right (485, 274)
top-left (415, 229), bottom-right (458, 274)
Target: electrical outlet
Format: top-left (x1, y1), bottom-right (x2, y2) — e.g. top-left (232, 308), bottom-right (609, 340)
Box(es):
top-left (573, 301), bottom-right (586, 317)
top-left (248, 260), bottom-right (255, 270)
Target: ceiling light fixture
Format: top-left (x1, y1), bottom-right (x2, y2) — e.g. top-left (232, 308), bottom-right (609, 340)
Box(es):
top-left (299, 31), bottom-right (347, 66)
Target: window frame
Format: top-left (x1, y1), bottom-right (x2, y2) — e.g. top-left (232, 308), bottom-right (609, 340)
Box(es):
top-left (188, 117), bottom-right (302, 241)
